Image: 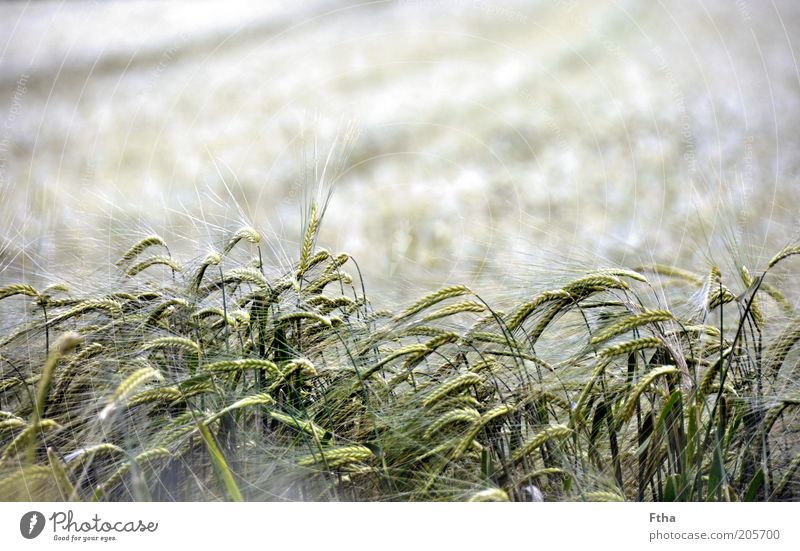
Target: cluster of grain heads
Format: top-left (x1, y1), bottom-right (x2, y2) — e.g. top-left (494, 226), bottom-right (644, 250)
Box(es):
top-left (0, 232), bottom-right (797, 502)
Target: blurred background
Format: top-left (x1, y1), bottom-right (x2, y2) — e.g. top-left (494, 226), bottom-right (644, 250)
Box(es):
top-left (1, 0), bottom-right (798, 304)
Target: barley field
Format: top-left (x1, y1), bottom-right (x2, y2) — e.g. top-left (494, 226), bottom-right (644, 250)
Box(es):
top-left (0, 1), bottom-right (798, 502)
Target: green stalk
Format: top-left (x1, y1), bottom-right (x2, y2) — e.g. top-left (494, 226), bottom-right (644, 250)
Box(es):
top-left (197, 421), bottom-right (243, 502)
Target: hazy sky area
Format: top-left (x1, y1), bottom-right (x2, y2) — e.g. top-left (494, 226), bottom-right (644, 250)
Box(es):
top-left (1, 0), bottom-right (798, 303)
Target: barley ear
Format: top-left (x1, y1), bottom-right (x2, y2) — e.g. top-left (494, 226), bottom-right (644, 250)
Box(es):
top-left (468, 488), bottom-right (510, 502)
top-left (299, 202), bottom-right (319, 275)
top-left (617, 366), bottom-right (678, 428)
top-left (394, 285), bottom-right (472, 320)
top-left (116, 235), bottom-right (168, 266)
top-left (223, 226), bottom-right (261, 256)
top-left (511, 425), bottom-right (572, 465)
top-left (0, 284), bottom-right (39, 302)
top-left (768, 244), bottom-right (800, 269)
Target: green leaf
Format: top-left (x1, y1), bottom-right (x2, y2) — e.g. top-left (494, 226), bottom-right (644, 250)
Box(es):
top-left (198, 421), bottom-right (243, 502)
top-left (664, 474), bottom-right (678, 502)
top-left (744, 469), bottom-right (765, 502)
top-left (480, 448), bottom-right (492, 482)
top-left (655, 390), bottom-right (682, 432)
top-left (706, 443), bottom-right (726, 501)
